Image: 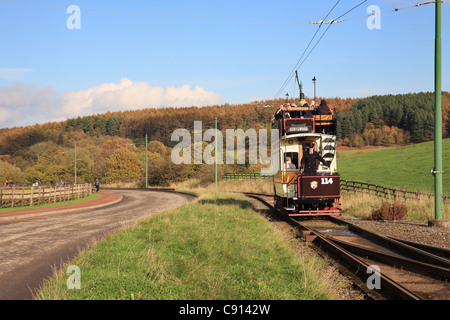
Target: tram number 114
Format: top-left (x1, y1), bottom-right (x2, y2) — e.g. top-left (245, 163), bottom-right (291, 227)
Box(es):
top-left (321, 178), bottom-right (333, 185)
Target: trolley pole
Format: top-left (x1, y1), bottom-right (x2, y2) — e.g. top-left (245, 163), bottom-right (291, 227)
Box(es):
top-left (215, 117), bottom-right (218, 190)
top-left (434, 0), bottom-right (443, 222)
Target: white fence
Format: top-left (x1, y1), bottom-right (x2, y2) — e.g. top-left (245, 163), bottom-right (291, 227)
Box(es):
top-left (0, 184), bottom-right (92, 208)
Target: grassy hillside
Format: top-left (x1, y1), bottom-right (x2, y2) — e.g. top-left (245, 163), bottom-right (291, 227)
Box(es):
top-left (338, 138), bottom-right (450, 195)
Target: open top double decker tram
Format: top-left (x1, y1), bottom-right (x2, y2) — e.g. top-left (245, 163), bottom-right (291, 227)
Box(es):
top-left (272, 100), bottom-right (341, 217)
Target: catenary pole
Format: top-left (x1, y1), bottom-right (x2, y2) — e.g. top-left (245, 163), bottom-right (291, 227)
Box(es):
top-left (434, 0), bottom-right (443, 221)
top-left (145, 133), bottom-right (148, 189)
top-left (74, 142), bottom-right (77, 185)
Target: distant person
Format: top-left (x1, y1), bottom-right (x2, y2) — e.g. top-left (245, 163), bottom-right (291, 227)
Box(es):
top-left (285, 156), bottom-right (296, 170)
top-left (301, 144), bottom-right (329, 175)
top-left (95, 178), bottom-right (100, 193)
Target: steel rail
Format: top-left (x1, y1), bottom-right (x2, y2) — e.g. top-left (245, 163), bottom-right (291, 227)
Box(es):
top-left (243, 192), bottom-right (437, 300)
top-left (294, 219), bottom-right (424, 300)
top-left (324, 235), bottom-right (450, 280)
top-left (244, 192), bottom-right (450, 268)
top-left (386, 236), bottom-right (450, 260)
top-left (326, 216), bottom-right (450, 269)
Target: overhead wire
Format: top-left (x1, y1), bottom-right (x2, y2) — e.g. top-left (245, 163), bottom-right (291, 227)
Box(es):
top-left (274, 0), bottom-right (370, 99)
top-left (342, 1), bottom-right (441, 23)
top-left (0, 0), bottom-right (440, 101)
top-left (295, 0), bottom-right (369, 72)
top-left (274, 0), bottom-right (344, 99)
top-left (273, 0), bottom-right (440, 99)
top-left (274, 0), bottom-right (342, 99)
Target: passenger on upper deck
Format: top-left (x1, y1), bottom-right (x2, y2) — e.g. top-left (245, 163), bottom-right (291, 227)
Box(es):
top-left (271, 104), bottom-right (290, 124)
top-left (317, 100), bottom-right (332, 115)
top-left (328, 104), bottom-right (334, 115)
top-left (289, 102), bottom-right (299, 118)
top-left (300, 99), bottom-right (313, 118)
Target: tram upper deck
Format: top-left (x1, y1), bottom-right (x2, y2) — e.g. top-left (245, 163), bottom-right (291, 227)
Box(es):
top-left (272, 105), bottom-right (336, 136)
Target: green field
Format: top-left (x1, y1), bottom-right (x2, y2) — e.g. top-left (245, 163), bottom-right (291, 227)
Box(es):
top-left (338, 138), bottom-right (450, 195)
top-left (36, 192), bottom-right (342, 300)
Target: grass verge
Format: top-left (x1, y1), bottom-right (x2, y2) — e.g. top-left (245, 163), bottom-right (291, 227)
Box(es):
top-left (341, 191), bottom-right (449, 221)
top-left (36, 191), bottom-right (340, 300)
top-left (174, 179), bottom-right (449, 221)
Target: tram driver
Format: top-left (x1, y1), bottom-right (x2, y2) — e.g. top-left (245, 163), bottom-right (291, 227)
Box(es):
top-left (301, 144), bottom-right (329, 175)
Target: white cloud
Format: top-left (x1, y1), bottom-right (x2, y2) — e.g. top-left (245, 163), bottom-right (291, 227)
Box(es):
top-left (0, 78), bottom-right (224, 128)
top-left (0, 108), bottom-right (21, 125)
top-left (0, 82), bottom-right (56, 108)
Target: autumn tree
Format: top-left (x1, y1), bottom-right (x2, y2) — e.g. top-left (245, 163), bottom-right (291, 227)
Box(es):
top-left (0, 160), bottom-right (26, 186)
top-left (104, 147), bottom-right (144, 183)
top-left (147, 154), bottom-right (188, 187)
top-left (24, 147), bottom-right (68, 185)
top-left (93, 137), bottom-right (134, 179)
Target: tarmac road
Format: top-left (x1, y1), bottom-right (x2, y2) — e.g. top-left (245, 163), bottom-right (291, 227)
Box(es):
top-left (0, 189), bottom-right (195, 300)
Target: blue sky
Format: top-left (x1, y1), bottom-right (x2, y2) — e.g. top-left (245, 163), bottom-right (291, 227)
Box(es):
top-left (0, 0), bottom-right (449, 128)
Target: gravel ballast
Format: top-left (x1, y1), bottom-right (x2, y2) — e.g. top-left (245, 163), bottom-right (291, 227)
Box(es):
top-left (339, 213), bottom-right (449, 250)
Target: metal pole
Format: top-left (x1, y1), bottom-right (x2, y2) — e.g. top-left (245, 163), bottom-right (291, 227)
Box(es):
top-left (312, 76), bottom-right (316, 104)
top-left (215, 117), bottom-right (218, 190)
top-left (145, 133), bottom-right (148, 189)
top-left (74, 142), bottom-right (77, 185)
top-left (434, 0), bottom-right (443, 221)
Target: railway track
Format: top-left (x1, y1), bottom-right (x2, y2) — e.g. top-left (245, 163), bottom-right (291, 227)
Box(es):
top-left (244, 192), bottom-right (450, 300)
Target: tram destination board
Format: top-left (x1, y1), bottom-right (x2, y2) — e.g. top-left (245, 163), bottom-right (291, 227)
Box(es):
top-left (285, 121), bottom-right (313, 134)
